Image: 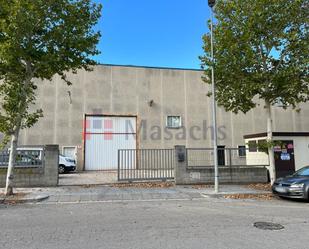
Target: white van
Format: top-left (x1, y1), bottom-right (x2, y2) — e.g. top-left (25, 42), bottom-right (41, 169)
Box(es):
top-left (59, 154), bottom-right (76, 174)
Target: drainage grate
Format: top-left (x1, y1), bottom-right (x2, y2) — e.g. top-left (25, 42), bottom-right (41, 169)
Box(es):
top-left (254, 222), bottom-right (284, 230)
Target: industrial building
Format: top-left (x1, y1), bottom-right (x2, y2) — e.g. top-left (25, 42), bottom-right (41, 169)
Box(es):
top-left (15, 64), bottom-right (309, 171)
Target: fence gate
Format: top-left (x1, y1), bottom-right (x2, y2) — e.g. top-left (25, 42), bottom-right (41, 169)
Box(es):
top-left (118, 149), bottom-right (174, 181)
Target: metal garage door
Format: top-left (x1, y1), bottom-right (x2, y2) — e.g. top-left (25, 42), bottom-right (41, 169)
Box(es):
top-left (84, 115), bottom-right (136, 170)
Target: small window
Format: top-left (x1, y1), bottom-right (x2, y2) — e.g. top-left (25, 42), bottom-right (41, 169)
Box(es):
top-left (166, 116), bottom-right (182, 128)
top-left (238, 146), bottom-right (246, 157)
top-left (248, 140), bottom-right (257, 152)
top-left (257, 139), bottom-right (268, 153)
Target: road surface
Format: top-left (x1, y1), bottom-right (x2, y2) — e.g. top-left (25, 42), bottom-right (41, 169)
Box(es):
top-left (1, 197), bottom-right (308, 249)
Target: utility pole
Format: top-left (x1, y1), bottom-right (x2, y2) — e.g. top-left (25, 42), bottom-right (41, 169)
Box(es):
top-left (208, 0), bottom-right (219, 193)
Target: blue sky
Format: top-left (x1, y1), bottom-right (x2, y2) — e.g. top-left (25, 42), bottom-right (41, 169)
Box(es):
top-left (93, 0), bottom-right (212, 69)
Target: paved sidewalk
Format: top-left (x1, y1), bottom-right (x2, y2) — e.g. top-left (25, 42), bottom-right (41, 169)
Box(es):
top-left (1, 184), bottom-right (272, 204)
top-left (1, 184), bottom-right (270, 204)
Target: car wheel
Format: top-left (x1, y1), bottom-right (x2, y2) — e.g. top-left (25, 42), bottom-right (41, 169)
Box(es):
top-left (58, 165), bottom-right (66, 174)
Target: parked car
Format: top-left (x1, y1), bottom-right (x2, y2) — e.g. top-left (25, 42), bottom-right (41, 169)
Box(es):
top-left (0, 150), bottom-right (41, 166)
top-left (272, 166), bottom-right (309, 201)
top-left (59, 154), bottom-right (76, 174)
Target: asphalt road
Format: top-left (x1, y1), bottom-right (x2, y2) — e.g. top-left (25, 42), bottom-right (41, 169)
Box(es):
top-left (1, 198), bottom-right (309, 249)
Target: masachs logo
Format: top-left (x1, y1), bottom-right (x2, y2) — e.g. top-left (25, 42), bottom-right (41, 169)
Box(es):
top-left (82, 118), bottom-right (227, 141)
top-left (83, 118), bottom-right (114, 140)
top-left (125, 119), bottom-right (226, 141)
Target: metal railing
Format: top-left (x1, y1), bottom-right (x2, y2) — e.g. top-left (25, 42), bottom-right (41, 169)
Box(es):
top-left (0, 149), bottom-right (44, 168)
top-left (118, 149), bottom-right (174, 181)
top-left (187, 148), bottom-right (269, 168)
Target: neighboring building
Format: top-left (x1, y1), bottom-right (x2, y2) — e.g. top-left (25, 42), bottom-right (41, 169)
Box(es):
top-left (244, 132), bottom-right (309, 178)
top-left (13, 64), bottom-right (309, 171)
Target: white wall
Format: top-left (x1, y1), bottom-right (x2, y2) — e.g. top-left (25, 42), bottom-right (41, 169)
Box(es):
top-left (245, 137), bottom-right (269, 166)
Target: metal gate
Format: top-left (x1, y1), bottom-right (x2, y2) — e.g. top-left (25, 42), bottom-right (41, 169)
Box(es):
top-left (118, 149), bottom-right (174, 181)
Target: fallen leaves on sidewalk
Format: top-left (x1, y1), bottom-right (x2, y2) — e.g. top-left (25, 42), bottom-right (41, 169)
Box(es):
top-left (224, 193), bottom-right (275, 200)
top-left (0, 192), bottom-right (28, 205)
top-left (0, 192), bottom-right (27, 198)
top-left (224, 183), bottom-right (273, 200)
top-left (110, 182), bottom-right (175, 188)
top-left (247, 183), bottom-right (272, 191)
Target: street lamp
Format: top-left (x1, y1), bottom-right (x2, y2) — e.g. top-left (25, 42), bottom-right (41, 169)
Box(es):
top-left (208, 0), bottom-right (219, 193)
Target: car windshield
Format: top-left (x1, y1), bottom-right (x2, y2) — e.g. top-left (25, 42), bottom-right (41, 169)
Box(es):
top-left (293, 167), bottom-right (309, 176)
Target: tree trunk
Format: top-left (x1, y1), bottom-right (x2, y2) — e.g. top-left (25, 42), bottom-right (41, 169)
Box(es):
top-left (265, 100), bottom-right (276, 185)
top-left (5, 62), bottom-right (32, 196)
top-left (5, 128), bottom-right (20, 196)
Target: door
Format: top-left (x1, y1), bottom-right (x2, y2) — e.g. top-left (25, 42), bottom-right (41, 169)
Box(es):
top-left (218, 146), bottom-right (225, 166)
top-left (62, 146), bottom-right (77, 160)
top-left (274, 140), bottom-right (295, 178)
top-left (84, 115), bottom-right (137, 170)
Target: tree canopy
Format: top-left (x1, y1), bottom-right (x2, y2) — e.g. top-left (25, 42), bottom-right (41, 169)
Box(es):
top-left (0, 0), bottom-right (101, 141)
top-left (200, 0), bottom-right (309, 113)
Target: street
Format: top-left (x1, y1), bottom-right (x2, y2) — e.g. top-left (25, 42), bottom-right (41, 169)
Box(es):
top-left (1, 197), bottom-right (309, 249)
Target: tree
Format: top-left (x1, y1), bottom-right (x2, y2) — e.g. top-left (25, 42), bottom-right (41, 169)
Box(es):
top-left (0, 0), bottom-right (101, 195)
top-left (200, 0), bottom-right (309, 184)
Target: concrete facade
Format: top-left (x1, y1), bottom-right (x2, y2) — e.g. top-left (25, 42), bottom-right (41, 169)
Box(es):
top-left (0, 145), bottom-right (59, 187)
top-left (15, 64), bottom-right (309, 171)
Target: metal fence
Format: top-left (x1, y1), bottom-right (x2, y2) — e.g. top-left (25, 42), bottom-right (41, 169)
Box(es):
top-left (187, 148), bottom-right (269, 167)
top-left (118, 149), bottom-right (174, 181)
top-left (0, 149), bottom-right (43, 168)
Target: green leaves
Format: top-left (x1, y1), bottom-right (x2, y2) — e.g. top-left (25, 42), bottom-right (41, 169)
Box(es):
top-left (0, 0), bottom-right (102, 145)
top-left (1, 0), bottom-right (101, 82)
top-left (200, 0), bottom-right (309, 113)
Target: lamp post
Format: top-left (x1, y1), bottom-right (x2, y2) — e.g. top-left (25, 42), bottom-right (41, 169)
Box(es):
top-left (208, 0), bottom-right (219, 193)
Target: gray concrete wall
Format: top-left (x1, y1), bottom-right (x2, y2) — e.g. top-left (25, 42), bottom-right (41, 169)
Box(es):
top-left (174, 145), bottom-right (268, 185)
top-left (15, 64), bottom-right (309, 171)
top-left (0, 145), bottom-right (59, 187)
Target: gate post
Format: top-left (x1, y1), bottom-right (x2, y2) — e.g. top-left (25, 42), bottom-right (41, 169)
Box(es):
top-left (43, 144), bottom-right (59, 186)
top-left (174, 145), bottom-right (187, 185)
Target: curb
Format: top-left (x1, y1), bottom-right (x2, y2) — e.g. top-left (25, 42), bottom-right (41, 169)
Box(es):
top-left (201, 191), bottom-right (272, 198)
top-left (0, 194), bottom-right (49, 204)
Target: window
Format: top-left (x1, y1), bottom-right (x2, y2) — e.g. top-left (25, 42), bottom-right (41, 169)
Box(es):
top-left (257, 140), bottom-right (268, 153)
top-left (294, 166), bottom-right (309, 176)
top-left (248, 140), bottom-right (257, 152)
top-left (238, 146), bottom-right (246, 157)
top-left (166, 116), bottom-right (182, 128)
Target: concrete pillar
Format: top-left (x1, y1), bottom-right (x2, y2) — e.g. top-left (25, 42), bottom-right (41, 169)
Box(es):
top-left (174, 145), bottom-right (187, 185)
top-left (44, 144), bottom-right (59, 186)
